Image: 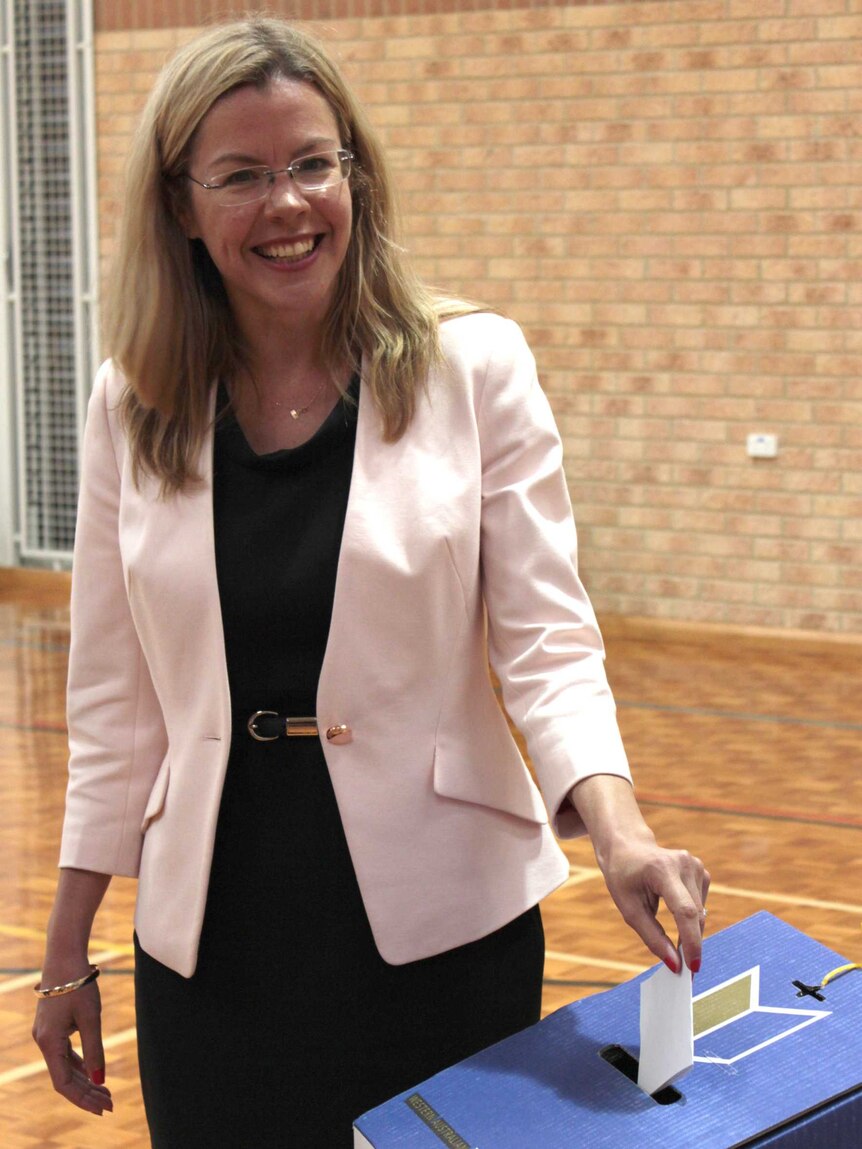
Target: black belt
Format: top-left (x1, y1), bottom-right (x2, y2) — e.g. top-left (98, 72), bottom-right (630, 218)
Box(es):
top-left (245, 711), bottom-right (318, 741)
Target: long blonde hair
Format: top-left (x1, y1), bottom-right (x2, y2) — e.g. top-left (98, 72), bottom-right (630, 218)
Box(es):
top-left (109, 17), bottom-right (474, 492)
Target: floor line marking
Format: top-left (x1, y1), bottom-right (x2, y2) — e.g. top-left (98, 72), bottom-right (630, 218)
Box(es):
top-left (545, 950), bottom-right (649, 973)
top-left (707, 882), bottom-right (862, 916)
top-left (560, 866), bottom-right (862, 915)
top-left (617, 698), bottom-right (862, 733)
top-left (0, 922), bottom-right (135, 956)
top-left (563, 867), bottom-right (603, 887)
top-left (0, 720), bottom-right (67, 735)
top-left (0, 1027), bottom-right (137, 1089)
top-left (1, 949), bottom-right (127, 996)
top-left (637, 794), bottom-right (862, 831)
top-left (0, 639), bottom-right (70, 653)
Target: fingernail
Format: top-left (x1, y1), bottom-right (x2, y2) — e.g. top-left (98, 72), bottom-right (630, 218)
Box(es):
top-left (690, 957), bottom-right (702, 974)
top-left (91, 1068), bottom-right (105, 1085)
top-left (664, 955), bottom-right (680, 974)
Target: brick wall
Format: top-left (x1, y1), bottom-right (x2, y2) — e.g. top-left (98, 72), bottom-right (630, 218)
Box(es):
top-left (94, 0), bottom-right (862, 633)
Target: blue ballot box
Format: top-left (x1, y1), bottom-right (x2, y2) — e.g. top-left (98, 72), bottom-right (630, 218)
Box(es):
top-left (354, 912), bottom-right (862, 1148)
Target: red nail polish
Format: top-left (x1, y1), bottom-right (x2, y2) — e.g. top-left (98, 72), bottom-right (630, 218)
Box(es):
top-left (690, 958), bottom-right (702, 974)
top-left (91, 1068), bottom-right (105, 1085)
top-left (664, 955), bottom-right (680, 974)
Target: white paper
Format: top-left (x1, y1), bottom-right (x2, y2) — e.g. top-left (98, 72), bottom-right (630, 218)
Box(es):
top-left (637, 954), bottom-right (694, 1095)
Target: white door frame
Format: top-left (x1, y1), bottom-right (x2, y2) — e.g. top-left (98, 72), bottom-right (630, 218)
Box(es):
top-left (0, 0), bottom-right (98, 569)
top-left (0, 0), bottom-right (18, 567)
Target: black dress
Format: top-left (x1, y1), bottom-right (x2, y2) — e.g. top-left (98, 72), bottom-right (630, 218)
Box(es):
top-left (134, 383), bottom-right (545, 1148)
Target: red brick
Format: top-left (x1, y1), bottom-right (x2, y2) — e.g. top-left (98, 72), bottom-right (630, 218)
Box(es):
top-left (91, 6), bottom-right (862, 634)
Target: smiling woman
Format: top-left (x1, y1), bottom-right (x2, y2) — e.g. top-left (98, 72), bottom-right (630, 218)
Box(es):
top-left (176, 76), bottom-right (355, 448)
top-left (31, 15), bottom-right (708, 1149)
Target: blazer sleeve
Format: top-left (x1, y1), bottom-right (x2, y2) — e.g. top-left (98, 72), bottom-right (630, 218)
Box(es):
top-left (474, 317), bottom-right (631, 837)
top-left (59, 361), bottom-right (168, 877)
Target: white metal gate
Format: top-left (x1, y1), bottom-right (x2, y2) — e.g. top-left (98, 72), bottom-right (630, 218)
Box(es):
top-left (0, 0), bottom-right (98, 566)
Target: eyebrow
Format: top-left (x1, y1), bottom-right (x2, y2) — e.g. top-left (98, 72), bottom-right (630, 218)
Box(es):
top-left (207, 137), bottom-right (341, 169)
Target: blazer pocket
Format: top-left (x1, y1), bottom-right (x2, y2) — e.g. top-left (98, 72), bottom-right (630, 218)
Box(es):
top-left (432, 743), bottom-right (548, 826)
top-left (141, 756), bottom-right (170, 833)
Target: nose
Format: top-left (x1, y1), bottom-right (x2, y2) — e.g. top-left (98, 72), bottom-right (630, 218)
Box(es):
top-left (264, 169), bottom-right (308, 210)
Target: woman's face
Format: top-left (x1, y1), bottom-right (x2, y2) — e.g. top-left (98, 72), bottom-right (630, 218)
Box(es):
top-left (182, 77), bottom-right (353, 342)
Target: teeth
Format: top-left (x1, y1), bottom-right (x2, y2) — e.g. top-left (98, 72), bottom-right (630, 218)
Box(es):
top-left (258, 238), bottom-right (315, 260)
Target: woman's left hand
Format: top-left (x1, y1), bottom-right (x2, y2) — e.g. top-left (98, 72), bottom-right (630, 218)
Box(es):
top-left (569, 775), bottom-right (710, 973)
top-left (597, 830), bottom-right (710, 973)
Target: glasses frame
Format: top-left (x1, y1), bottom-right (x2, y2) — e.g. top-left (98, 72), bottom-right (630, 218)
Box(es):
top-left (185, 149), bottom-right (354, 206)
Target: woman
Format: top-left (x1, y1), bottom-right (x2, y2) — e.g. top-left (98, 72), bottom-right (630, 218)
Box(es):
top-left (33, 17), bottom-right (708, 1147)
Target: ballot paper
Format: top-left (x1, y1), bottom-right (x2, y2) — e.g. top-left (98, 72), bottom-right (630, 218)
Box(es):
top-left (637, 953), bottom-right (694, 1095)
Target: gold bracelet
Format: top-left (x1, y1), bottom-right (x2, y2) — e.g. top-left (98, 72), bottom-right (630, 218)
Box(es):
top-left (34, 965), bottom-right (100, 999)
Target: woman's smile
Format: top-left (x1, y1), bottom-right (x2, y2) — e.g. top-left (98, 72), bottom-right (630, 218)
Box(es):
top-left (253, 236), bottom-right (319, 263)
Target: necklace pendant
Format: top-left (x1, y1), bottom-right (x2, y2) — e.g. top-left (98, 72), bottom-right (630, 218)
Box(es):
top-left (289, 408), bottom-right (300, 420)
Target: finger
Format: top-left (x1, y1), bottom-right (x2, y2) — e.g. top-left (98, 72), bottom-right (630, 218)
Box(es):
top-left (65, 1068), bottom-right (111, 1112)
top-left (65, 1069), bottom-right (114, 1115)
top-left (45, 1041), bottom-right (113, 1113)
top-left (36, 1023), bottom-right (112, 1114)
top-left (614, 891), bottom-right (681, 973)
top-left (41, 1034), bottom-right (76, 1094)
top-left (662, 854), bottom-right (709, 971)
top-left (701, 866), bottom-right (712, 910)
top-left (61, 1062), bottom-right (114, 1115)
top-left (77, 996), bottom-right (107, 1087)
top-left (691, 867), bottom-right (712, 959)
top-left (683, 857), bottom-right (710, 927)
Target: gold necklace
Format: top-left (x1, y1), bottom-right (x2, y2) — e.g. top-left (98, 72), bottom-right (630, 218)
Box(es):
top-left (283, 376), bottom-right (329, 421)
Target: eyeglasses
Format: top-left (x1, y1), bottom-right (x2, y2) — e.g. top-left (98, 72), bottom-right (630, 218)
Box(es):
top-left (186, 149), bottom-right (353, 206)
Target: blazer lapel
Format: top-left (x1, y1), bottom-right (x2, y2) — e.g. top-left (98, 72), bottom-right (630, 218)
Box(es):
top-left (122, 385), bottom-right (230, 741)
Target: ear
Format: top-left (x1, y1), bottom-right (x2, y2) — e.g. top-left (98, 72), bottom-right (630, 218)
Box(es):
top-left (174, 199), bottom-right (200, 240)
top-left (166, 180), bottom-right (199, 239)
top-left (177, 207), bottom-right (200, 240)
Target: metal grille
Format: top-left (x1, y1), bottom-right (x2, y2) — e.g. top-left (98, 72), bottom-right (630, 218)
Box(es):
top-left (9, 0), bottom-right (96, 564)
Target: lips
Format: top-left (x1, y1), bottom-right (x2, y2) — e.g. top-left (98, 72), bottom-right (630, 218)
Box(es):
top-left (254, 236), bottom-right (318, 262)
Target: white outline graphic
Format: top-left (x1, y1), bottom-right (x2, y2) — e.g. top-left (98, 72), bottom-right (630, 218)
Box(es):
top-left (693, 966), bottom-right (830, 1066)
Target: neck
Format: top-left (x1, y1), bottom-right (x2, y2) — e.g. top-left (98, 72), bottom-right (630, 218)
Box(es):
top-left (226, 280), bottom-right (332, 374)
top-left (245, 325), bottom-right (325, 385)
top-left (233, 323), bottom-right (337, 408)
top-left (225, 302), bottom-right (350, 435)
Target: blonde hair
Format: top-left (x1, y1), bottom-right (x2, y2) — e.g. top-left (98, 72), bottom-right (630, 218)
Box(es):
top-left (109, 17), bottom-right (475, 491)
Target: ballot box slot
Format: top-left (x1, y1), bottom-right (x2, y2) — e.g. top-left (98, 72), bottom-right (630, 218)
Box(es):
top-left (599, 1044), bottom-right (684, 1106)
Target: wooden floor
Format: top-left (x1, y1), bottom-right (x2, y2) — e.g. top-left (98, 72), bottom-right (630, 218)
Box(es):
top-left (1, 570), bottom-right (860, 1147)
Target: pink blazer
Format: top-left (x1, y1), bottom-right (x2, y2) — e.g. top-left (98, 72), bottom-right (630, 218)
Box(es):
top-left (59, 313), bottom-right (630, 977)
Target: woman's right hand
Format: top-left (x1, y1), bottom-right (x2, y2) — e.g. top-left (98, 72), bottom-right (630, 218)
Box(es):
top-left (32, 973), bottom-right (113, 1115)
top-left (33, 869), bottom-right (114, 1113)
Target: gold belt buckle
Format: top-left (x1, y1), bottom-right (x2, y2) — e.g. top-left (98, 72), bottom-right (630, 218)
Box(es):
top-left (247, 710), bottom-right (280, 741)
top-left (247, 711), bottom-right (318, 740)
